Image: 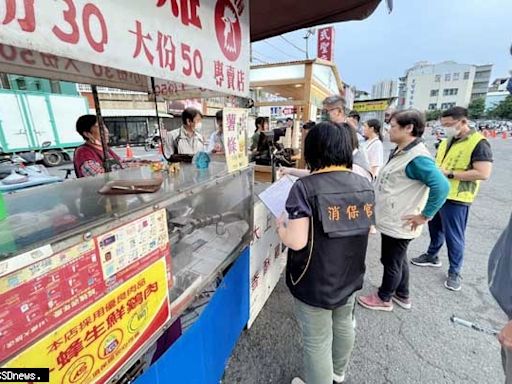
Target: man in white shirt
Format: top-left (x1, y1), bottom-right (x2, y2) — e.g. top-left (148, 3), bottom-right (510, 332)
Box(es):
top-left (207, 110), bottom-right (225, 155)
top-left (165, 107), bottom-right (205, 162)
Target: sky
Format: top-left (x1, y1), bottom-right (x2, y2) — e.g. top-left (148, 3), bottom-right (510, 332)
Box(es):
top-left (251, 0), bottom-right (512, 92)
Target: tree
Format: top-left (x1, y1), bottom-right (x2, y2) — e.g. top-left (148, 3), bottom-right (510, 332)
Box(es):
top-left (488, 95), bottom-right (512, 120)
top-left (426, 109), bottom-right (442, 121)
top-left (468, 98), bottom-right (486, 119)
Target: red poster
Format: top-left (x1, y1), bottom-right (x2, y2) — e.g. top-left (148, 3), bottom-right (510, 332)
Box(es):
top-left (0, 209), bottom-right (171, 363)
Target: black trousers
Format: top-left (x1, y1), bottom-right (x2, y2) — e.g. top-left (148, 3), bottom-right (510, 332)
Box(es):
top-left (378, 234), bottom-right (412, 302)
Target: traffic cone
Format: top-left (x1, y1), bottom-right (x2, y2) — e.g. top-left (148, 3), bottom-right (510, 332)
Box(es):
top-left (502, 131), bottom-right (507, 140)
top-left (126, 143), bottom-right (134, 158)
top-left (483, 130), bottom-right (489, 138)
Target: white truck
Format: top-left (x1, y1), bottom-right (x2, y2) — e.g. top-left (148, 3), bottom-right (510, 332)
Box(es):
top-left (0, 90), bottom-right (88, 166)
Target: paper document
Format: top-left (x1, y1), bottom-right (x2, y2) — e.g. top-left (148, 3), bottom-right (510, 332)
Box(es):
top-left (258, 175), bottom-right (298, 218)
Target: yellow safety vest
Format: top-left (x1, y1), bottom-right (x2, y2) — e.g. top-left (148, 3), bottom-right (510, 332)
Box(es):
top-left (435, 131), bottom-right (485, 204)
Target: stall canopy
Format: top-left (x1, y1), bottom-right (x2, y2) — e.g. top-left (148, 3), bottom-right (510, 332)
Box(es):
top-left (250, 0), bottom-right (387, 41)
top-left (0, 0), bottom-right (388, 100)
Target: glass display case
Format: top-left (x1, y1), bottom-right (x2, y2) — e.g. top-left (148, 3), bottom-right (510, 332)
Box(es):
top-left (0, 163), bottom-right (253, 383)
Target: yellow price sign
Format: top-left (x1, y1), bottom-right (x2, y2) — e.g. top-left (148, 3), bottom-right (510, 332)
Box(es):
top-left (5, 259), bottom-right (170, 384)
top-left (353, 100), bottom-right (389, 112)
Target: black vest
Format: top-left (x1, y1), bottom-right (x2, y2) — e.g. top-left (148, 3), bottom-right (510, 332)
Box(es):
top-left (286, 171), bottom-right (375, 309)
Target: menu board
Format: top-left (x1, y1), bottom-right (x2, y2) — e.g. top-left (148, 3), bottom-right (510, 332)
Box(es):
top-left (0, 209), bottom-right (171, 365)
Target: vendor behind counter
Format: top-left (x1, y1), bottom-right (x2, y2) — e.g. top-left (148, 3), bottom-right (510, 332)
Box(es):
top-left (74, 115), bottom-right (123, 178)
top-left (164, 107), bottom-right (205, 162)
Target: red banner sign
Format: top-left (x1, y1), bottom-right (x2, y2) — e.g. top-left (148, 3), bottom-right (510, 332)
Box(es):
top-left (317, 27), bottom-right (335, 62)
top-left (0, 0), bottom-right (250, 96)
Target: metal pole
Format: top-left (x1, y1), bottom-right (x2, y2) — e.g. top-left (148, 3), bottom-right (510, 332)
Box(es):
top-left (151, 77), bottom-right (167, 161)
top-left (91, 84), bottom-right (111, 172)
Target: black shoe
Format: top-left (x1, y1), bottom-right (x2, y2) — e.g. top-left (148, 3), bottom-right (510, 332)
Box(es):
top-left (444, 272), bottom-right (462, 291)
top-left (411, 253), bottom-right (442, 267)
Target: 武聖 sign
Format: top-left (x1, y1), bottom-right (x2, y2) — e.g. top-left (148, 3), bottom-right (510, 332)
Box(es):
top-left (222, 107), bottom-right (248, 172)
top-left (0, 0), bottom-right (250, 97)
top-left (317, 27), bottom-right (335, 62)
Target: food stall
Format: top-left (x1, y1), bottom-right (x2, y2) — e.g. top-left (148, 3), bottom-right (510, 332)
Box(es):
top-left (251, 59), bottom-right (345, 173)
top-left (0, 1), bottom-right (385, 383)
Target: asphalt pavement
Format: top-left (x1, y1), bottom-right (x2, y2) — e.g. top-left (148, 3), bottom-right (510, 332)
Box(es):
top-left (223, 135), bottom-right (512, 384)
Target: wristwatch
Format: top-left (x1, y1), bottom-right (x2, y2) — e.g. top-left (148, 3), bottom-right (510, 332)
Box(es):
top-left (447, 171), bottom-right (455, 179)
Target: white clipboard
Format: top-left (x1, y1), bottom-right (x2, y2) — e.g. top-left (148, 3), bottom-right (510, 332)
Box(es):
top-left (257, 175), bottom-right (298, 218)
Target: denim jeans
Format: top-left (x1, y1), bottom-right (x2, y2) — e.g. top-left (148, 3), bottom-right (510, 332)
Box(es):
top-left (427, 200), bottom-right (470, 274)
top-left (294, 294), bottom-right (356, 384)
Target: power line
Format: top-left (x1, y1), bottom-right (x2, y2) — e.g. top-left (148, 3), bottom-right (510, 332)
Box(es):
top-left (252, 56), bottom-right (268, 64)
top-left (252, 49), bottom-right (272, 62)
top-left (262, 40), bottom-right (298, 60)
top-left (279, 35), bottom-right (307, 55)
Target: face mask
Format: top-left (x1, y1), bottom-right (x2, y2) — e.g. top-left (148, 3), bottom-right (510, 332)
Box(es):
top-left (444, 122), bottom-right (460, 138)
top-left (195, 123), bottom-right (202, 131)
top-left (321, 110), bottom-right (330, 122)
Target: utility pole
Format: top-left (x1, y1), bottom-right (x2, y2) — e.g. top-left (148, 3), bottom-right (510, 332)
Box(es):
top-left (303, 29), bottom-right (315, 60)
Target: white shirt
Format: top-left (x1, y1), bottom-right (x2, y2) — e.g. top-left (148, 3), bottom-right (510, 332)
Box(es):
top-left (165, 126), bottom-right (205, 156)
top-left (207, 131), bottom-right (224, 153)
top-left (366, 137), bottom-right (384, 176)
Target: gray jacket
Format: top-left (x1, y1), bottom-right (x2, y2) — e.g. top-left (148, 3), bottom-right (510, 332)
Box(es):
top-left (488, 212), bottom-right (512, 319)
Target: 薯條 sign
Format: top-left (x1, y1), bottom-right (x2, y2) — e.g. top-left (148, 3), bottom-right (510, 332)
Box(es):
top-left (222, 107), bottom-right (249, 172)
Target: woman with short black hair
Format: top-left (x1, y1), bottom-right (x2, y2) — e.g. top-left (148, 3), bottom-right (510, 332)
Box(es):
top-left (277, 121), bottom-right (375, 384)
top-left (73, 115), bottom-right (122, 178)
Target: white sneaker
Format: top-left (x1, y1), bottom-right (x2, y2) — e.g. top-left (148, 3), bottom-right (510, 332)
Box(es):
top-left (333, 373), bottom-right (346, 383)
top-left (291, 378), bottom-right (306, 384)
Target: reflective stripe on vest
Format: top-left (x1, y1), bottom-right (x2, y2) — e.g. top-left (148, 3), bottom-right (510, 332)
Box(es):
top-left (435, 132), bottom-right (485, 203)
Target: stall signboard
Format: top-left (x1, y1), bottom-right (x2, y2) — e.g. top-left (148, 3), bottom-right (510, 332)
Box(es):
top-left (152, 78), bottom-right (226, 101)
top-left (0, 44), bottom-right (149, 92)
top-left (248, 200), bottom-right (286, 328)
top-left (353, 100), bottom-right (390, 113)
top-left (0, 209), bottom-right (171, 367)
top-left (317, 27), bottom-right (335, 62)
top-left (5, 258), bottom-right (170, 384)
top-left (223, 107), bottom-right (249, 172)
top-left (0, 0), bottom-right (250, 97)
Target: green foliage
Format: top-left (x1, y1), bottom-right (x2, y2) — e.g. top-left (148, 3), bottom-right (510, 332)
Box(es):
top-left (426, 109), bottom-right (442, 121)
top-left (468, 98), bottom-right (486, 120)
top-left (487, 95), bottom-right (512, 120)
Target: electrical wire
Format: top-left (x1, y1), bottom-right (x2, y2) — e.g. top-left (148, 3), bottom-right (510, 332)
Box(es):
top-left (252, 56), bottom-right (268, 64)
top-left (279, 35), bottom-right (307, 54)
top-left (252, 49), bottom-right (272, 62)
top-left (262, 40), bottom-right (298, 60)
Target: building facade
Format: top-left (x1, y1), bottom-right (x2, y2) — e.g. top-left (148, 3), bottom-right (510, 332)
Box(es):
top-left (485, 77), bottom-right (510, 111)
top-left (398, 61), bottom-right (493, 112)
top-left (371, 80), bottom-right (398, 99)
